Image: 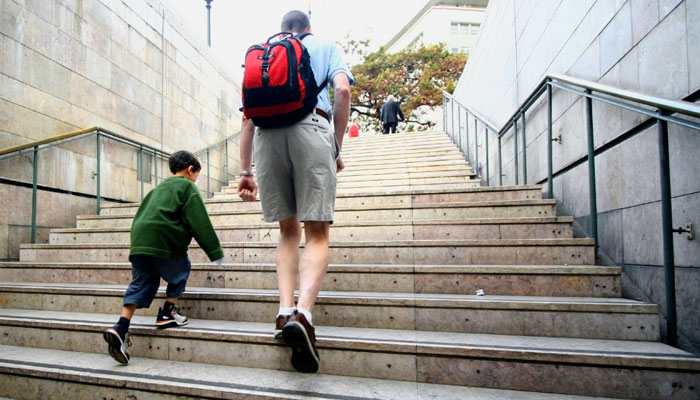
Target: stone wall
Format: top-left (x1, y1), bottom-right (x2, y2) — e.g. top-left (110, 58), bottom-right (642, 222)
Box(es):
top-left (449, 0), bottom-right (700, 352)
top-left (0, 0), bottom-right (242, 258)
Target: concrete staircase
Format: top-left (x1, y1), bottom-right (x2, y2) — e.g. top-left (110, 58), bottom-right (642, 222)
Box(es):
top-left (0, 131), bottom-right (698, 399)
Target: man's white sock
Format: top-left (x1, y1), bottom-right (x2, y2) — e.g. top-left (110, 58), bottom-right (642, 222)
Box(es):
top-left (277, 306), bottom-right (295, 317)
top-left (297, 307), bottom-right (313, 324)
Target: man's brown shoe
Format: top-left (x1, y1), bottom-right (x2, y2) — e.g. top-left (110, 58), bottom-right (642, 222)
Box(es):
top-left (274, 314), bottom-right (290, 341)
top-left (282, 310), bottom-right (319, 373)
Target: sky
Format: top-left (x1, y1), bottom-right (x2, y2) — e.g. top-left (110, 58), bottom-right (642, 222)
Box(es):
top-left (165, 0), bottom-right (430, 79)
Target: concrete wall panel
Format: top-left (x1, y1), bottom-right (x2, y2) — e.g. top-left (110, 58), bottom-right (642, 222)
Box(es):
top-left (450, 0), bottom-right (700, 352)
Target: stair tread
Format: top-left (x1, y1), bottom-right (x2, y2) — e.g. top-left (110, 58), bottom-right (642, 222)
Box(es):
top-left (55, 217), bottom-right (575, 231)
top-left (78, 201), bottom-right (559, 218)
top-left (21, 238), bottom-right (595, 249)
top-left (99, 185), bottom-right (544, 208)
top-left (0, 309), bottom-right (694, 366)
top-left (0, 282), bottom-right (652, 312)
top-left (0, 262), bottom-right (621, 274)
top-left (0, 345), bottom-right (614, 400)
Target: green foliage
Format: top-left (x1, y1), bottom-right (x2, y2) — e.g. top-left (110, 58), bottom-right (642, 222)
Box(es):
top-left (348, 43), bottom-right (467, 131)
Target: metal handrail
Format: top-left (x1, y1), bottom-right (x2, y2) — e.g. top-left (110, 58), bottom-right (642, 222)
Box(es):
top-left (1, 126), bottom-right (240, 248)
top-left (443, 73), bottom-right (700, 347)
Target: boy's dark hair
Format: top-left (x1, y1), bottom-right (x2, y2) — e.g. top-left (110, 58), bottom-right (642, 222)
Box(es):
top-left (281, 10), bottom-right (310, 33)
top-left (168, 151), bottom-right (201, 174)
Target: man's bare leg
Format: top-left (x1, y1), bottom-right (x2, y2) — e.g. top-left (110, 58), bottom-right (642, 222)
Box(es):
top-left (277, 217), bottom-right (302, 309)
top-left (296, 221), bottom-right (330, 316)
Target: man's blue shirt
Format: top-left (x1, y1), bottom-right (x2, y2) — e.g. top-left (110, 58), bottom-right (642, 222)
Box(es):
top-left (301, 34), bottom-right (354, 114)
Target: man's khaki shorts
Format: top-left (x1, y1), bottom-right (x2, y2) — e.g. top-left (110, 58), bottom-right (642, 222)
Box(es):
top-left (254, 113), bottom-right (338, 223)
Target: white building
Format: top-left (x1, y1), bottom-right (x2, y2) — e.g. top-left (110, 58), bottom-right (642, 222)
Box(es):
top-left (384, 0), bottom-right (488, 55)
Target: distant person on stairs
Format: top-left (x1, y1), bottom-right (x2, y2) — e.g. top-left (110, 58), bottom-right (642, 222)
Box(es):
top-left (103, 151), bottom-right (225, 365)
top-left (238, 10), bottom-right (354, 374)
top-left (379, 95), bottom-right (404, 134)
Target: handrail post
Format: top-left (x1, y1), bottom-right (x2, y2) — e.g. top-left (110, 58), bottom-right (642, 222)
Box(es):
top-left (465, 111), bottom-right (470, 162)
top-left (658, 116), bottom-right (678, 346)
top-left (484, 127), bottom-right (490, 186)
top-left (451, 97), bottom-right (455, 138)
top-left (139, 146), bottom-right (144, 201)
top-left (585, 90), bottom-right (598, 256)
top-left (521, 112), bottom-right (527, 184)
top-left (498, 136), bottom-right (503, 185)
top-left (30, 145), bottom-right (39, 244)
top-left (514, 118), bottom-right (519, 185)
top-left (443, 96), bottom-right (447, 134)
top-left (224, 138), bottom-right (229, 183)
top-left (457, 105), bottom-right (462, 153)
top-left (547, 83), bottom-right (554, 198)
top-left (95, 132), bottom-right (101, 215)
top-left (474, 118), bottom-right (479, 175)
top-left (206, 148), bottom-right (211, 198)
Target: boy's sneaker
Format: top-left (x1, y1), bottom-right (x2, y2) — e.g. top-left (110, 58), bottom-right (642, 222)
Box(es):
top-left (103, 327), bottom-right (131, 365)
top-left (282, 311), bottom-right (320, 373)
top-left (156, 306), bottom-right (189, 329)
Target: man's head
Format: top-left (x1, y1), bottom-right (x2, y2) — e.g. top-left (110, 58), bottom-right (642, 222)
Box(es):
top-left (169, 150), bottom-right (201, 182)
top-left (281, 10), bottom-right (311, 34)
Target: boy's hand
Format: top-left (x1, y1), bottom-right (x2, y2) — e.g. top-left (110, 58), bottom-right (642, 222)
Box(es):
top-left (213, 257), bottom-right (229, 266)
top-left (238, 176), bottom-right (258, 201)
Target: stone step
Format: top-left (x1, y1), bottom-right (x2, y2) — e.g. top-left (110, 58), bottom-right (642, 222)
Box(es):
top-left (222, 176), bottom-right (481, 193)
top-left (81, 200), bottom-right (558, 228)
top-left (219, 178), bottom-right (481, 195)
top-left (0, 285), bottom-right (657, 340)
top-left (322, 159), bottom-right (472, 174)
top-left (341, 149), bottom-right (463, 163)
top-left (0, 262), bottom-right (621, 297)
top-left (222, 175), bottom-right (478, 194)
top-left (336, 155), bottom-right (466, 168)
top-left (344, 134), bottom-right (450, 146)
top-left (50, 217), bottom-right (575, 245)
top-left (345, 140), bottom-right (453, 150)
top-left (19, 238), bottom-right (595, 265)
top-left (226, 169), bottom-right (477, 187)
top-left (321, 164), bottom-right (475, 179)
top-left (0, 344), bottom-right (624, 400)
top-left (342, 143), bottom-right (460, 157)
top-left (100, 186), bottom-right (544, 215)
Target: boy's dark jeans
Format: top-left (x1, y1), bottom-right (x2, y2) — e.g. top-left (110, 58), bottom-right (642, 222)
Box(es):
top-left (123, 255), bottom-right (191, 308)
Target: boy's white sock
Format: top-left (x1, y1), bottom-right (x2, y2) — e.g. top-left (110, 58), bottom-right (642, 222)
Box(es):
top-left (277, 306), bottom-right (295, 317)
top-left (297, 307), bottom-right (313, 324)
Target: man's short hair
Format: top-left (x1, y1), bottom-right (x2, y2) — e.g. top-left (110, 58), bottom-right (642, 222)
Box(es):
top-left (281, 10), bottom-right (310, 33)
top-left (168, 151), bottom-right (201, 174)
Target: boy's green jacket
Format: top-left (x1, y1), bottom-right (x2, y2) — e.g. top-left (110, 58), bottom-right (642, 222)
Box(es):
top-left (130, 176), bottom-right (224, 261)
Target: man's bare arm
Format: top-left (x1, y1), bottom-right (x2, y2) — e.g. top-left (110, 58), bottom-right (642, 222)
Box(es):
top-left (239, 117), bottom-right (255, 172)
top-left (332, 73), bottom-right (352, 152)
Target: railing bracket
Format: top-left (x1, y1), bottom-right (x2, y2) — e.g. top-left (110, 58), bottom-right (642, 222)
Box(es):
top-left (552, 134), bottom-right (562, 144)
top-left (673, 224), bottom-right (695, 241)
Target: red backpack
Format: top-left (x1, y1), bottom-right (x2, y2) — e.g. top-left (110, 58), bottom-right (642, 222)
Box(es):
top-left (242, 32), bottom-right (327, 128)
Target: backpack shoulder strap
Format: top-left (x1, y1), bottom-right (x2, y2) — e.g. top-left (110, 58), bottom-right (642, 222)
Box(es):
top-left (296, 32), bottom-right (313, 41)
top-left (295, 33), bottom-right (329, 94)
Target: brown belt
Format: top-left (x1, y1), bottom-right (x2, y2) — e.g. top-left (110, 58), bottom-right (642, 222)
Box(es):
top-left (314, 108), bottom-right (331, 123)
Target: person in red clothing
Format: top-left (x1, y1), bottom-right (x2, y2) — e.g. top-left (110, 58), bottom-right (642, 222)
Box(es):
top-left (348, 120), bottom-right (360, 137)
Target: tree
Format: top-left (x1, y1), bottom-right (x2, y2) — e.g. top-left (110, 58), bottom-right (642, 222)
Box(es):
top-left (349, 44), bottom-right (467, 132)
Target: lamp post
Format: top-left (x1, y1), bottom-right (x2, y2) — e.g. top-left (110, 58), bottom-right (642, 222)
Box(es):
top-left (205, 0), bottom-right (213, 47)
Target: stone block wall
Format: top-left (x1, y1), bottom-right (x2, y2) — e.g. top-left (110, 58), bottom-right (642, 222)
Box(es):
top-left (449, 0), bottom-right (700, 352)
top-left (0, 0), bottom-right (242, 257)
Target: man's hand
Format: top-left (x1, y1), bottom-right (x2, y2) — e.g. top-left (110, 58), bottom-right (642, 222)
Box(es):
top-left (336, 157), bottom-right (345, 173)
top-left (238, 176), bottom-right (258, 201)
